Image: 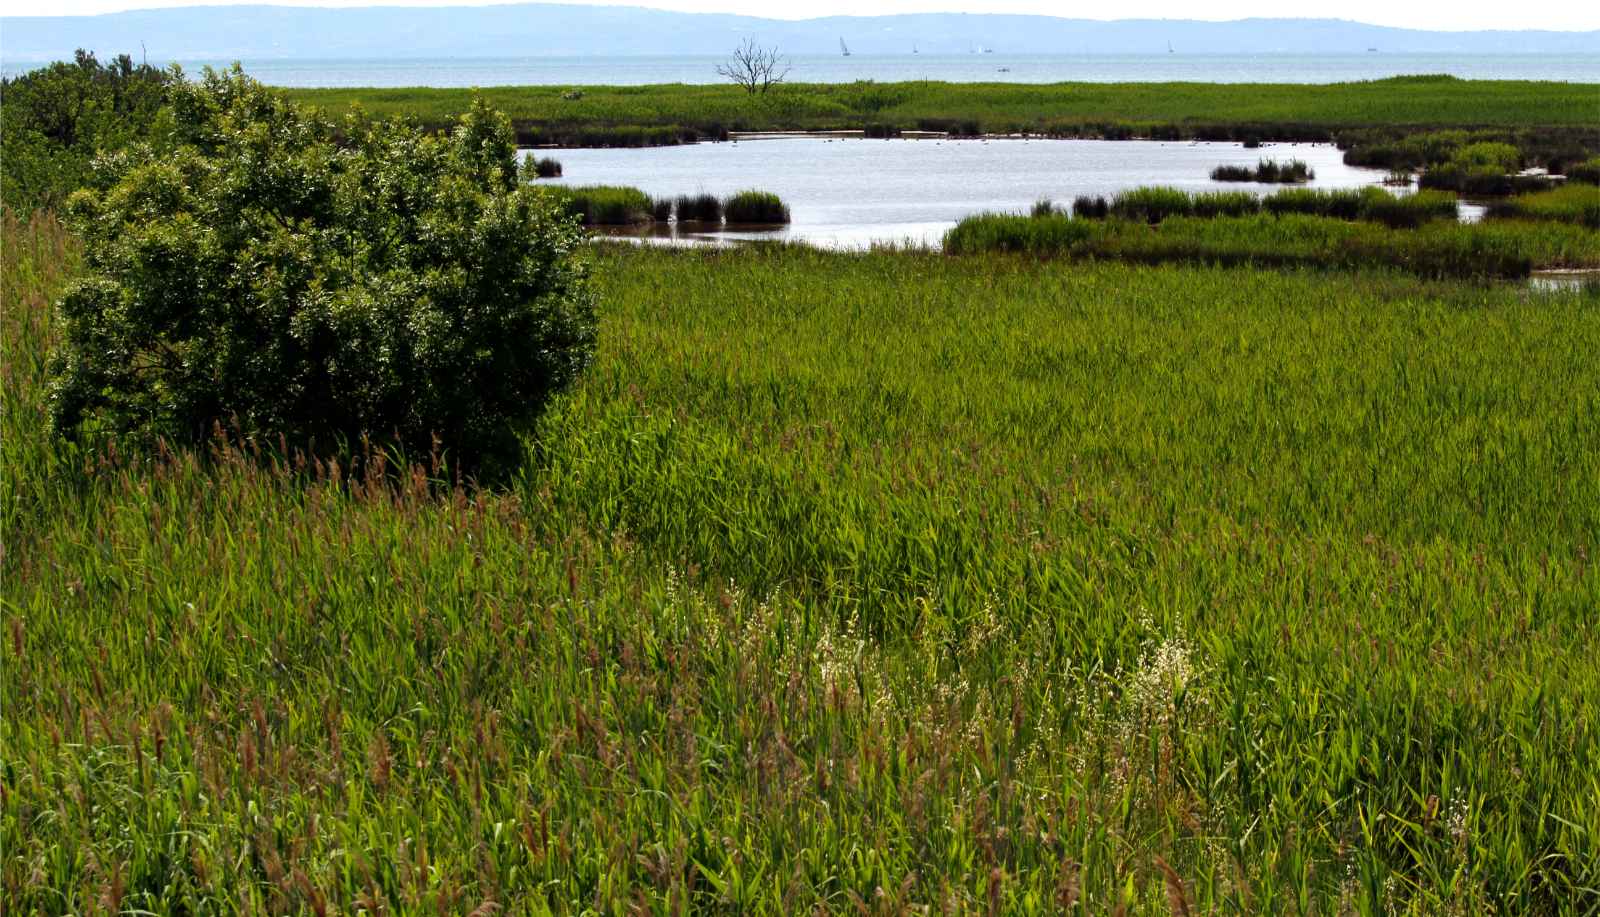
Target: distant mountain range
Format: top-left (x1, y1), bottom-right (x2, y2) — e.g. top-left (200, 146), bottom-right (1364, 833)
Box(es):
top-left (4, 4), bottom-right (1598, 63)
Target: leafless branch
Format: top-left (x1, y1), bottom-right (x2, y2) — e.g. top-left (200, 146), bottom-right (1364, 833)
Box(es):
top-left (715, 38), bottom-right (790, 94)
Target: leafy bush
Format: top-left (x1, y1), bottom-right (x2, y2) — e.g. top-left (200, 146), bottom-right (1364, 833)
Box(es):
top-left (49, 68), bottom-right (598, 472)
top-left (724, 190), bottom-right (790, 224)
top-left (0, 50), bottom-right (176, 210)
top-left (528, 156), bottom-right (563, 178)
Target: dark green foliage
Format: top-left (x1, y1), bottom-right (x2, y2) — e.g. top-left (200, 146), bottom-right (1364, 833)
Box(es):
top-left (1264, 187), bottom-right (1366, 220)
top-left (1030, 198), bottom-right (1057, 217)
top-left (1569, 158), bottom-right (1600, 185)
top-left (1191, 190), bottom-right (1262, 218)
top-left (651, 196), bottom-right (674, 223)
top-left (1072, 195), bottom-right (1109, 219)
top-left (48, 68), bottom-right (597, 472)
top-left (1417, 141), bottom-right (1548, 195)
top-left (723, 190), bottom-right (790, 224)
top-left (674, 192), bottom-right (724, 223)
top-left (0, 50), bottom-right (176, 210)
top-left (1210, 158), bottom-right (1314, 182)
top-left (548, 185), bottom-right (658, 224)
top-left (529, 155), bottom-right (563, 178)
top-left (1486, 184), bottom-right (1600, 229)
top-left (1109, 186), bottom-right (1195, 223)
top-left (863, 122), bottom-right (900, 139)
top-left (944, 212), bottom-right (1099, 254)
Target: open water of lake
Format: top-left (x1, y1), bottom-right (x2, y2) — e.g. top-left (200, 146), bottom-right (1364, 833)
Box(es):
top-left (532, 137), bottom-right (1399, 248)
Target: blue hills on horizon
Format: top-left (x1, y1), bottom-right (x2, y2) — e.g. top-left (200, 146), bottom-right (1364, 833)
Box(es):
top-left (4, 4), bottom-right (1599, 64)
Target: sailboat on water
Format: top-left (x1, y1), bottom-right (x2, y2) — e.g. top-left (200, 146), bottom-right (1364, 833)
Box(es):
top-left (840, 37), bottom-right (851, 57)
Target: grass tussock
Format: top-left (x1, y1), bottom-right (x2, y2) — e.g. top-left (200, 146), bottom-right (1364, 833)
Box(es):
top-left (1485, 183), bottom-right (1600, 229)
top-left (545, 184), bottom-right (658, 224)
top-left (723, 189), bottom-right (791, 224)
top-left (529, 155), bottom-right (563, 178)
top-left (1209, 158), bottom-right (1314, 183)
top-left (7, 208), bottom-right (1600, 911)
top-left (674, 192), bottom-right (724, 223)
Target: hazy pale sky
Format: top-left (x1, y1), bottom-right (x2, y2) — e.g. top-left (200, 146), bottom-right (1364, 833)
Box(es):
top-left (3, 0), bottom-right (1598, 32)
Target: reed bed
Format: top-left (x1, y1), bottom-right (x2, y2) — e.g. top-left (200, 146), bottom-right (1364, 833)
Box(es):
top-left (7, 210), bottom-right (1600, 912)
top-left (1485, 183), bottom-right (1600, 229)
top-left (1101, 185), bottom-right (1458, 228)
top-left (1209, 158), bottom-right (1314, 182)
top-left (545, 184), bottom-right (658, 224)
top-left (723, 189), bottom-right (791, 224)
top-left (674, 192), bottom-right (724, 223)
top-left (944, 210), bottom-right (1597, 278)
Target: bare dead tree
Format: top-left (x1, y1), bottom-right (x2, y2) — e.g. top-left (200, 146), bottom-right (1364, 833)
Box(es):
top-left (716, 38), bottom-right (790, 94)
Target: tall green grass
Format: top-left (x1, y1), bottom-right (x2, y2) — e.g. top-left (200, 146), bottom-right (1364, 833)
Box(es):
top-left (723, 189), bottom-right (791, 224)
top-left (674, 192), bottom-right (724, 223)
top-left (1486, 183), bottom-right (1600, 229)
top-left (945, 210), bottom-right (1598, 278)
top-left (1209, 158), bottom-right (1314, 182)
top-left (6, 211), bottom-right (1600, 912)
top-left (544, 184), bottom-right (658, 224)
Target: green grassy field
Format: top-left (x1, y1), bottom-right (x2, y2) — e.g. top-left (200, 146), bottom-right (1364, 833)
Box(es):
top-left (283, 76), bottom-right (1600, 147)
top-left (5, 211), bottom-right (1600, 912)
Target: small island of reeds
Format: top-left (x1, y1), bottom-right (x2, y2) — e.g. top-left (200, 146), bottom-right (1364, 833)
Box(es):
top-left (1210, 158), bottom-right (1315, 183)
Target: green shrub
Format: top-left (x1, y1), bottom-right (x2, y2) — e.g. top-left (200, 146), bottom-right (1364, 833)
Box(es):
top-left (0, 50), bottom-right (176, 210)
top-left (675, 193), bottom-right (724, 223)
top-left (49, 68), bottom-right (598, 472)
top-left (528, 156), bottom-right (563, 178)
top-left (723, 190), bottom-right (790, 224)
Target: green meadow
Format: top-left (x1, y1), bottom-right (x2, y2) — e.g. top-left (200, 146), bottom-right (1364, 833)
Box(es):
top-left (6, 209), bottom-right (1600, 912)
top-left (284, 76), bottom-right (1600, 146)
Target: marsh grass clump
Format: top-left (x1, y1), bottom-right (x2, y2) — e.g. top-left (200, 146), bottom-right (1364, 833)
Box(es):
top-left (550, 184), bottom-right (658, 224)
top-left (1110, 186), bottom-right (1194, 223)
top-left (1031, 198), bottom-right (1058, 217)
top-left (723, 189), bottom-right (790, 224)
top-left (1568, 158), bottom-right (1600, 185)
top-left (529, 156), bottom-right (563, 178)
top-left (1485, 184), bottom-right (1600, 229)
top-left (652, 196), bottom-right (674, 223)
top-left (675, 192), bottom-right (724, 223)
top-left (1211, 158), bottom-right (1314, 183)
top-left (1073, 195), bottom-right (1109, 219)
top-left (1263, 187), bottom-right (1367, 220)
top-left (943, 212), bottom-right (1099, 254)
top-left (1191, 191), bottom-right (1261, 218)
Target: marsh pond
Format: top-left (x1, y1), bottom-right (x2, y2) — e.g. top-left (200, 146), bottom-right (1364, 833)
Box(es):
top-left (530, 137), bottom-right (1409, 247)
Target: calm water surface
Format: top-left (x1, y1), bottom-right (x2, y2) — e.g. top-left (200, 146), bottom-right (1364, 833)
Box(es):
top-left (533, 137), bottom-right (1396, 247)
top-left (7, 53), bottom-right (1597, 86)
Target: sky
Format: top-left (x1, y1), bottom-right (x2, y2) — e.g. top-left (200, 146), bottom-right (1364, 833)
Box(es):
top-left (3, 0), bottom-right (1598, 32)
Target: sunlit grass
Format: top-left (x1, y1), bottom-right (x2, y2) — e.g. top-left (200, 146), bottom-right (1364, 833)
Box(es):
top-left (6, 212), bottom-right (1600, 912)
